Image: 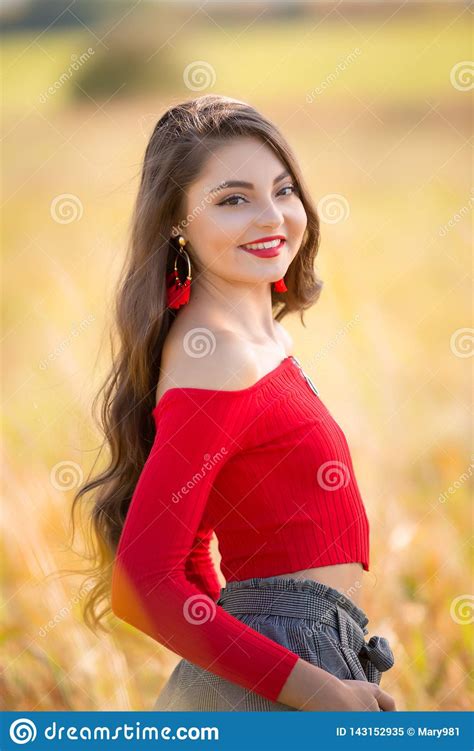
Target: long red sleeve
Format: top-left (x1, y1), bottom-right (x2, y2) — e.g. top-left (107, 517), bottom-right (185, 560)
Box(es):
top-left (185, 528), bottom-right (221, 603)
top-left (111, 389), bottom-right (300, 703)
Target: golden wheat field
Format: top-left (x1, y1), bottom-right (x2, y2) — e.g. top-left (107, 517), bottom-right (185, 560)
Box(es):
top-left (1, 2), bottom-right (472, 712)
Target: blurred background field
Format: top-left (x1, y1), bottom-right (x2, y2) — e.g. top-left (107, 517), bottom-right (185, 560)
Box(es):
top-left (1, 0), bottom-right (472, 712)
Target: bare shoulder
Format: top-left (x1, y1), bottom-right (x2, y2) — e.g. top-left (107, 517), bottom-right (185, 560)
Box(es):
top-left (155, 318), bottom-right (294, 406)
top-left (156, 330), bottom-right (266, 406)
top-left (274, 319), bottom-right (293, 356)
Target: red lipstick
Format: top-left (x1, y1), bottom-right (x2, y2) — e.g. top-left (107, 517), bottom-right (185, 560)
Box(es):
top-left (239, 235), bottom-right (286, 258)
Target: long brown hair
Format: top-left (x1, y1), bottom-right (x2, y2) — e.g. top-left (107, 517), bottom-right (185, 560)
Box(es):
top-left (69, 93), bottom-right (323, 631)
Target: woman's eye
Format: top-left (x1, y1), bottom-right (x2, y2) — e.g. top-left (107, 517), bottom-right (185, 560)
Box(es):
top-left (218, 194), bottom-right (248, 206)
top-left (218, 185), bottom-right (297, 207)
top-left (280, 184), bottom-right (297, 196)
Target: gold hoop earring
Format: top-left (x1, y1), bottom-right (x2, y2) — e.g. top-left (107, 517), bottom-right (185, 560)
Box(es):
top-left (166, 236), bottom-right (192, 309)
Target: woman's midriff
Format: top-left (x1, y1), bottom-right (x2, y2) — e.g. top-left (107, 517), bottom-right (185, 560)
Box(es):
top-left (275, 562), bottom-right (365, 607)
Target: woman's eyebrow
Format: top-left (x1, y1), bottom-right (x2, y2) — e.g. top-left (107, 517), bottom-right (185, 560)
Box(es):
top-left (207, 170), bottom-right (291, 196)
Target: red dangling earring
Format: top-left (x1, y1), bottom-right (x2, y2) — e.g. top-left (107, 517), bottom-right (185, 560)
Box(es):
top-left (273, 277), bottom-right (288, 293)
top-left (166, 236), bottom-right (192, 309)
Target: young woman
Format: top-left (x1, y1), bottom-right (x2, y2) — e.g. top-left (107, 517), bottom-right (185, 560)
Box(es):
top-left (74, 94), bottom-right (396, 712)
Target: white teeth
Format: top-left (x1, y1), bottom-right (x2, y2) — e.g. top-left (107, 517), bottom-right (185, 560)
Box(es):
top-left (241, 239), bottom-right (283, 250)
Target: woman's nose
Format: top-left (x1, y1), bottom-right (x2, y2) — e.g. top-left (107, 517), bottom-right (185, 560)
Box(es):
top-left (254, 199), bottom-right (284, 228)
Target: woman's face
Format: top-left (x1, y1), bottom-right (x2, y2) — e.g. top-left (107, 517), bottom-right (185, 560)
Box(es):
top-left (177, 136), bottom-right (307, 286)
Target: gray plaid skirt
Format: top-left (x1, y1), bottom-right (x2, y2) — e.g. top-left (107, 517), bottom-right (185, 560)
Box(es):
top-left (153, 575), bottom-right (395, 712)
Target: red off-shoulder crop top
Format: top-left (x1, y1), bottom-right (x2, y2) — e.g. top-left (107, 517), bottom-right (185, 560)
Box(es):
top-left (111, 354), bottom-right (370, 703)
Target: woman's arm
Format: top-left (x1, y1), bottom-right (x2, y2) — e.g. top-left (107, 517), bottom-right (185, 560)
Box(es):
top-left (278, 657), bottom-right (344, 709)
top-left (185, 528), bottom-right (222, 602)
top-left (111, 389), bottom-right (301, 704)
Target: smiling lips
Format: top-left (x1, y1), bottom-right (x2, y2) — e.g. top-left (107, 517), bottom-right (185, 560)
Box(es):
top-left (239, 235), bottom-right (286, 258)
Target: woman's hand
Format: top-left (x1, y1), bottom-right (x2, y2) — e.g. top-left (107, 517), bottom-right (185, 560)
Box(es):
top-left (302, 678), bottom-right (397, 712)
top-left (277, 658), bottom-right (397, 712)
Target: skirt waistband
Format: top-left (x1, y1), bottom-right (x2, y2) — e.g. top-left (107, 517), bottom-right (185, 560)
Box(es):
top-left (217, 575), bottom-right (395, 684)
top-left (218, 575), bottom-right (370, 635)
